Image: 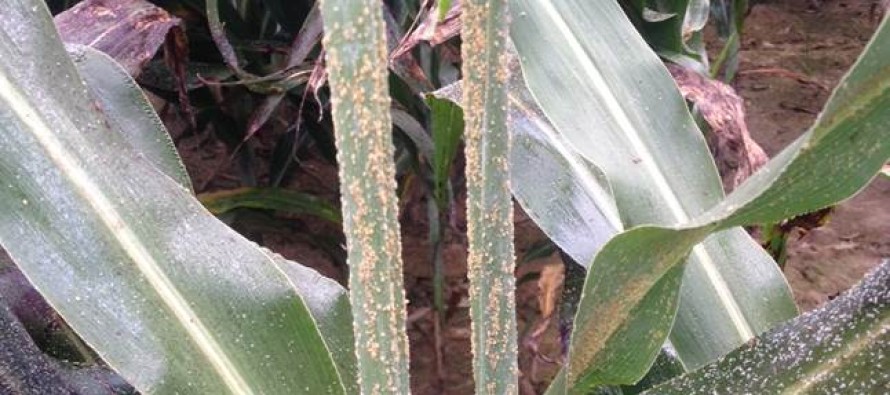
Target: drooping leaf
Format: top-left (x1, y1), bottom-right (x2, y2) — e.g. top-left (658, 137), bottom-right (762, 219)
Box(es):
top-left (53, 0), bottom-right (183, 77)
top-left (666, 63), bottom-right (767, 192)
top-left (647, 259), bottom-right (890, 394)
top-left (431, 73), bottom-right (621, 280)
top-left (515, 3), bottom-right (890, 390)
top-left (319, 0), bottom-right (411, 392)
top-left (511, 1), bottom-right (798, 386)
top-left (0, 2), bottom-right (349, 393)
top-left (503, 76), bottom-right (623, 262)
top-left (461, 0), bottom-right (517, 391)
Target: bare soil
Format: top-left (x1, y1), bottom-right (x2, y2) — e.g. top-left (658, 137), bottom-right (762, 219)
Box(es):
top-left (733, 0), bottom-right (889, 312)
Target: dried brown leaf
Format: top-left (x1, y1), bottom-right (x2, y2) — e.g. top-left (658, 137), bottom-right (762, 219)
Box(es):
top-left (54, 0), bottom-right (181, 78)
top-left (308, 55), bottom-right (328, 115)
top-left (537, 255), bottom-right (565, 319)
top-left (391, 0), bottom-right (462, 60)
top-left (667, 63), bottom-right (769, 192)
top-left (55, 0), bottom-right (195, 128)
top-left (383, 4), bottom-right (434, 93)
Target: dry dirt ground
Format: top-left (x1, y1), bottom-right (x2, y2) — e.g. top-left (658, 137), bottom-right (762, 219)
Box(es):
top-left (171, 1), bottom-right (888, 393)
top-left (736, 0), bottom-right (889, 312)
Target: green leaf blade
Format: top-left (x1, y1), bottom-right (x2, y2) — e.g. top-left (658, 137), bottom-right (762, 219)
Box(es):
top-left (647, 260), bottom-right (890, 394)
top-left (198, 187), bottom-right (341, 223)
top-left (0, 2), bottom-right (347, 393)
top-left (424, 95), bottom-right (464, 208)
top-left (511, 0), bottom-right (797, 387)
top-left (68, 44), bottom-right (192, 191)
top-left (525, 8), bottom-right (890, 391)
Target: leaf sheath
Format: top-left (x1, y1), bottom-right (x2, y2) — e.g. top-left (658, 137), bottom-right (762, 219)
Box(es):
top-left (319, 0), bottom-right (411, 393)
top-left (462, 0), bottom-right (518, 393)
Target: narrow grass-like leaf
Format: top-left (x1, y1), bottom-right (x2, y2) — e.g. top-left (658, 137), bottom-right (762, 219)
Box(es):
top-left (425, 95), bottom-right (464, 209)
top-left (461, 0), bottom-right (517, 392)
top-left (647, 260), bottom-right (890, 394)
top-left (206, 0), bottom-right (251, 78)
top-left (0, 2), bottom-right (348, 392)
top-left (512, 0), bottom-right (797, 381)
top-left (198, 187), bottom-right (341, 223)
top-left (319, 0), bottom-right (411, 392)
top-left (245, 3), bottom-right (323, 141)
top-left (423, 95), bottom-right (465, 315)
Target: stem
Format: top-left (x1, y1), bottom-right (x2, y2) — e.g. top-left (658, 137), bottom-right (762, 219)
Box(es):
top-left (319, 0), bottom-right (410, 392)
top-left (462, 0), bottom-right (517, 393)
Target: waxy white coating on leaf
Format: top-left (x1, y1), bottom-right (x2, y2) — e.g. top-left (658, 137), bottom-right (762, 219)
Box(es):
top-left (647, 260), bottom-right (890, 394)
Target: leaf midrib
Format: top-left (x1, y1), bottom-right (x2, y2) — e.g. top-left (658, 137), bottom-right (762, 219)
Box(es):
top-left (534, 0), bottom-right (754, 340)
top-left (0, 71), bottom-right (254, 395)
top-left (782, 309), bottom-right (890, 394)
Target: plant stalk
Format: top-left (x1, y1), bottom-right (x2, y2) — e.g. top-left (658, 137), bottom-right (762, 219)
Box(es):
top-left (462, 0), bottom-right (517, 393)
top-left (319, 0), bottom-right (411, 392)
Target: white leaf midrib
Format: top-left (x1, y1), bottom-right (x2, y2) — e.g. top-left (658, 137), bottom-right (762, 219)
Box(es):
top-left (534, 1), bottom-right (754, 341)
top-left (0, 72), bottom-right (254, 395)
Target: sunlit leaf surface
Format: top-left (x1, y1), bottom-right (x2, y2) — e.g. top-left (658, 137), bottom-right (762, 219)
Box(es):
top-left (513, 0), bottom-right (889, 391)
top-left (0, 2), bottom-right (348, 393)
top-left (511, 1), bottom-right (797, 388)
top-left (647, 260), bottom-right (890, 394)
